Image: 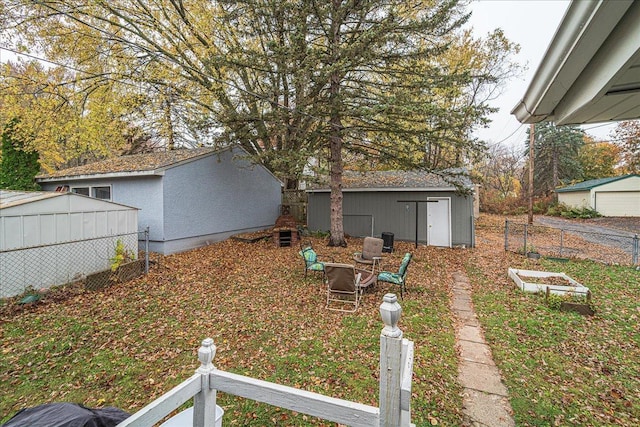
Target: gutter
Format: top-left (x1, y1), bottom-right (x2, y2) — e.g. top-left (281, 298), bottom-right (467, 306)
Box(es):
top-left (511, 0), bottom-right (633, 124)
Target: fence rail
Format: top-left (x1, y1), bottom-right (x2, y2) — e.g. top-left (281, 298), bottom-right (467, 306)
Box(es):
top-left (117, 294), bottom-right (414, 427)
top-left (0, 229), bottom-right (150, 298)
top-left (504, 220), bottom-right (639, 266)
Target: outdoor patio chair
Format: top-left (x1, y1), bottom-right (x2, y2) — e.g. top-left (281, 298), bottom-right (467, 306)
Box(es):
top-left (377, 252), bottom-right (412, 298)
top-left (324, 263), bottom-right (375, 312)
top-left (353, 237), bottom-right (384, 274)
top-left (299, 241), bottom-right (333, 279)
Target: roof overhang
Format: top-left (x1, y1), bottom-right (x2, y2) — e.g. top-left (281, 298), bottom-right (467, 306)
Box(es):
top-left (512, 0), bottom-right (640, 125)
top-left (35, 170), bottom-right (164, 183)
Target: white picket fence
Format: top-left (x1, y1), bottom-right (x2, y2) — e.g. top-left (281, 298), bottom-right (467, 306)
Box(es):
top-left (117, 294), bottom-right (414, 427)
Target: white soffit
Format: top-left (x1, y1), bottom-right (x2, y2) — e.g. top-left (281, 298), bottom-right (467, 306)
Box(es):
top-left (512, 0), bottom-right (640, 125)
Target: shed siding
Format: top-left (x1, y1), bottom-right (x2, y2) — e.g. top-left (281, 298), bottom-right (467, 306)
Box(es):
top-left (0, 193), bottom-right (138, 298)
top-left (558, 191), bottom-right (590, 208)
top-left (307, 190), bottom-right (474, 246)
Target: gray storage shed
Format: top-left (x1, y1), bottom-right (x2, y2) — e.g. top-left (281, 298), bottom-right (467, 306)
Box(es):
top-left (37, 146), bottom-right (282, 254)
top-left (307, 170), bottom-right (476, 248)
top-left (0, 190), bottom-right (138, 298)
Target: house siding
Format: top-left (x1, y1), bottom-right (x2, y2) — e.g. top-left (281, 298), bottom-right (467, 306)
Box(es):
top-left (39, 147), bottom-right (283, 254)
top-left (307, 190), bottom-right (474, 247)
top-left (161, 147), bottom-right (280, 252)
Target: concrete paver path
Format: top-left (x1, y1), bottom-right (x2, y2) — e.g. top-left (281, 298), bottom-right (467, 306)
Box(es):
top-left (451, 271), bottom-right (515, 427)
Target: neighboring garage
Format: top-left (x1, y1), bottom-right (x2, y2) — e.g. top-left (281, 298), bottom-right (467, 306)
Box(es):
top-left (556, 174), bottom-right (640, 217)
top-left (0, 190), bottom-right (138, 298)
top-left (307, 170), bottom-right (476, 248)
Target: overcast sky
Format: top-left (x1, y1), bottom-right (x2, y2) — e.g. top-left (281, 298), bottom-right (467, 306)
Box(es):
top-left (466, 0), bottom-right (616, 148)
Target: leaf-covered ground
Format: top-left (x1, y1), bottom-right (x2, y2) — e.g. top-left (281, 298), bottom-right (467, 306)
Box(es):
top-left (1, 215), bottom-right (638, 426)
top-left (1, 237), bottom-right (465, 425)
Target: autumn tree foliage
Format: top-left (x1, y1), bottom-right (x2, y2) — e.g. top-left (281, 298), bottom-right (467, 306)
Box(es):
top-left (578, 138), bottom-right (620, 180)
top-left (0, 61), bottom-right (153, 172)
top-left (0, 119), bottom-right (41, 191)
top-left (612, 120), bottom-right (640, 173)
top-left (474, 142), bottom-right (525, 214)
top-left (2, 0), bottom-right (520, 246)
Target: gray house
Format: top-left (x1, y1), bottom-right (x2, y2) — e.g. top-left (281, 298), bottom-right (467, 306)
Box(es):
top-left (307, 170), bottom-right (476, 248)
top-left (37, 146), bottom-right (282, 254)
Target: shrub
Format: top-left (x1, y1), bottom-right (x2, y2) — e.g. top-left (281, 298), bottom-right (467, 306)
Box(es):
top-left (546, 202), bottom-right (602, 219)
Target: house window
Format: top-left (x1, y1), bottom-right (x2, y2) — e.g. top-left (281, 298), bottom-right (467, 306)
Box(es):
top-left (93, 186), bottom-right (111, 200)
top-left (72, 187), bottom-right (90, 196)
top-left (71, 186), bottom-right (112, 201)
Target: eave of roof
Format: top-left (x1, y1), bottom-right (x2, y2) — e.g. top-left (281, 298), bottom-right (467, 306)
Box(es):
top-left (512, 0), bottom-right (640, 125)
top-left (555, 174), bottom-right (640, 192)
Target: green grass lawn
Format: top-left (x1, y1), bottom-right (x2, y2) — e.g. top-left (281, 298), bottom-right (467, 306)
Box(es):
top-left (0, 238), bottom-right (463, 426)
top-left (2, 218), bottom-right (638, 426)
top-left (468, 219), bottom-right (640, 426)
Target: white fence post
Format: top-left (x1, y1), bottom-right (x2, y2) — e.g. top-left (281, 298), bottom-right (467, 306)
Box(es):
top-left (193, 338), bottom-right (217, 427)
top-left (379, 293), bottom-right (403, 427)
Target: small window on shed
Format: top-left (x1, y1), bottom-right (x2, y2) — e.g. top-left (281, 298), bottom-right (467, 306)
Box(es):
top-left (93, 186), bottom-right (111, 200)
top-left (72, 187), bottom-right (90, 196)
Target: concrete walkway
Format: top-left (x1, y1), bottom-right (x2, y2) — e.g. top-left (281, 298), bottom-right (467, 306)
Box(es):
top-left (451, 271), bottom-right (515, 427)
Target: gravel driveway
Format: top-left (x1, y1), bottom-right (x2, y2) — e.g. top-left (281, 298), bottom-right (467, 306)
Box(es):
top-left (535, 216), bottom-right (639, 259)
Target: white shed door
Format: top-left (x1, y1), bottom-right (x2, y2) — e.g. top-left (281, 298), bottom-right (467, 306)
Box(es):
top-left (427, 198), bottom-right (451, 247)
top-left (594, 192), bottom-right (640, 217)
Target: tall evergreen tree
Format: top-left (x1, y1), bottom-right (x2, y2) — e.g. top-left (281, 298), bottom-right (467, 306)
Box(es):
top-left (524, 122), bottom-right (584, 197)
top-left (0, 120), bottom-right (41, 191)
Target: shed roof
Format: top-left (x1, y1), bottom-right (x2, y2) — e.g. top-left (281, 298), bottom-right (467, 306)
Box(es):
top-left (0, 190), bottom-right (139, 212)
top-left (307, 170), bottom-right (474, 192)
top-left (36, 147), bottom-right (226, 182)
top-left (0, 190), bottom-right (60, 209)
top-left (555, 174), bottom-right (639, 193)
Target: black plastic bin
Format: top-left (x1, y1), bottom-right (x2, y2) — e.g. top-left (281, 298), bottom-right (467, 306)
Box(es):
top-left (382, 232), bottom-right (394, 253)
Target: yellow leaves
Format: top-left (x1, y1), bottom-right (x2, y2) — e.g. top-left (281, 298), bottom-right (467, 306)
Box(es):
top-left (1, 62), bottom-right (137, 171)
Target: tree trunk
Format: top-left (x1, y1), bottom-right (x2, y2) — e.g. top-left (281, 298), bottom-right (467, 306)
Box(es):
top-left (328, 109), bottom-right (346, 247)
top-left (327, 0), bottom-right (346, 247)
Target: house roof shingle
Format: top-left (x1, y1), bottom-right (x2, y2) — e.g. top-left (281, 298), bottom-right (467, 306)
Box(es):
top-left (36, 147), bottom-right (221, 181)
top-left (556, 174), bottom-right (640, 193)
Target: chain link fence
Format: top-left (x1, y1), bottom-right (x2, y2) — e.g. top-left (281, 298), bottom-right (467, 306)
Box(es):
top-left (1, 229), bottom-right (150, 299)
top-left (505, 220), bottom-right (639, 266)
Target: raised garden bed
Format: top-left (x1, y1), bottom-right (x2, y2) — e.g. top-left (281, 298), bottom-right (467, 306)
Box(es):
top-left (508, 268), bottom-right (589, 296)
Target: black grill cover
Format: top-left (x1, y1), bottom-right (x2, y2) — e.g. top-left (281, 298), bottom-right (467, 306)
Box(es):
top-left (1, 403), bottom-right (130, 427)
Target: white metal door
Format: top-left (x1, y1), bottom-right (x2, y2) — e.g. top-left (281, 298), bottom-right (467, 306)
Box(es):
top-left (427, 198), bottom-right (451, 247)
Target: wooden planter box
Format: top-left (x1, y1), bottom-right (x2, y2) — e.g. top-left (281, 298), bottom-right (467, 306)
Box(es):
top-left (508, 268), bottom-right (589, 296)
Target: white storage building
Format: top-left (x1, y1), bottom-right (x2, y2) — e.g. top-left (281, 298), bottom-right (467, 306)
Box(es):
top-left (0, 190), bottom-right (138, 298)
top-left (556, 174), bottom-right (640, 217)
